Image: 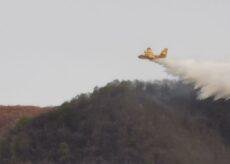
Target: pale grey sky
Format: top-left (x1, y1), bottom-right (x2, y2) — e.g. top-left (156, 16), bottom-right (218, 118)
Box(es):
top-left (0, 0), bottom-right (230, 106)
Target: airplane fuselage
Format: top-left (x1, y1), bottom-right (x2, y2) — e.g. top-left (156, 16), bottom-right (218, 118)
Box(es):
top-left (138, 48), bottom-right (168, 61)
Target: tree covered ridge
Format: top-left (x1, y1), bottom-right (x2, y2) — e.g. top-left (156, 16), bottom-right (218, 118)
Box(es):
top-left (0, 80), bottom-right (230, 164)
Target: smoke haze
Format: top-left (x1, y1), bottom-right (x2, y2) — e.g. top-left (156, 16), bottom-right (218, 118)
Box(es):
top-left (156, 59), bottom-right (230, 100)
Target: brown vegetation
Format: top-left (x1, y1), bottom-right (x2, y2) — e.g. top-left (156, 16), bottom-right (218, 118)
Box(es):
top-left (0, 106), bottom-right (50, 136)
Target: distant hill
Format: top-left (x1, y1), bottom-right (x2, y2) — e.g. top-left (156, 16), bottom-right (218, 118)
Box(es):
top-left (0, 80), bottom-right (230, 164)
top-left (0, 106), bottom-right (50, 137)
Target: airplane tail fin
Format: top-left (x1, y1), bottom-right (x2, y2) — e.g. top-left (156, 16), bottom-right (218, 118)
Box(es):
top-left (159, 48), bottom-right (168, 58)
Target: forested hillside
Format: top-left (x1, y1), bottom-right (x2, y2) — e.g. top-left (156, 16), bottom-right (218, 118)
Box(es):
top-left (0, 80), bottom-right (230, 164)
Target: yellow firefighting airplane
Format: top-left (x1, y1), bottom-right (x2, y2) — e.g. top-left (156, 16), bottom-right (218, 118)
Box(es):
top-left (138, 48), bottom-right (168, 60)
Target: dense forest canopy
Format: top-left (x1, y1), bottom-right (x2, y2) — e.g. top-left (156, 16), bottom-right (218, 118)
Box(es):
top-left (0, 80), bottom-right (230, 164)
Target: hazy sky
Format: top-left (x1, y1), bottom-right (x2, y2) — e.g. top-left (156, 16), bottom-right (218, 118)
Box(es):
top-left (0, 0), bottom-right (230, 106)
